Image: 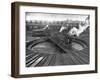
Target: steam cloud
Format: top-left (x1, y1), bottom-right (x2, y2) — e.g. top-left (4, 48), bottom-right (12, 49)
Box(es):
top-left (68, 16), bottom-right (90, 37)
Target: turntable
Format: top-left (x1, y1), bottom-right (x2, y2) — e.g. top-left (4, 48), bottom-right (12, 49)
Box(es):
top-left (26, 25), bottom-right (89, 67)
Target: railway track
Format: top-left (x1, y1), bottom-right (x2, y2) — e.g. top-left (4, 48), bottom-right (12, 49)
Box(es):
top-left (26, 30), bottom-right (89, 67)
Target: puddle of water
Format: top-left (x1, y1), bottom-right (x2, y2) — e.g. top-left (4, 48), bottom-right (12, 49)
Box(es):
top-left (72, 42), bottom-right (84, 50)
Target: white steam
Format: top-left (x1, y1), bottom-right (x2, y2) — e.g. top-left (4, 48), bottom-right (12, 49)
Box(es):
top-left (68, 16), bottom-right (90, 37)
